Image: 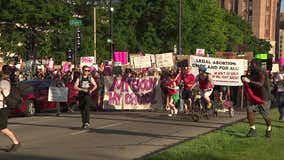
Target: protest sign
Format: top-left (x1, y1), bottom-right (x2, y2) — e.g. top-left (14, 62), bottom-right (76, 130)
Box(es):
top-left (155, 53), bottom-right (174, 68)
top-left (48, 87), bottom-right (68, 102)
top-left (129, 54), bottom-right (140, 68)
top-left (113, 51), bottom-right (128, 64)
top-left (80, 56), bottom-right (96, 67)
top-left (271, 64), bottom-right (279, 73)
top-left (133, 55), bottom-right (152, 69)
top-left (103, 76), bottom-right (162, 110)
top-left (189, 55), bottom-right (248, 86)
top-left (196, 49), bottom-right (205, 56)
top-left (145, 54), bottom-right (156, 67)
top-left (62, 61), bottom-right (71, 73)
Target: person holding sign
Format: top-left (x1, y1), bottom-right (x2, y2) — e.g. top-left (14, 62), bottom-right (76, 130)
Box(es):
top-left (74, 66), bottom-right (97, 129)
top-left (195, 65), bottom-right (214, 109)
top-left (241, 59), bottom-right (272, 137)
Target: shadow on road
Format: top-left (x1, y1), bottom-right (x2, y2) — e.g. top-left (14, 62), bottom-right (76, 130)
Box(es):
top-left (0, 154), bottom-right (69, 160)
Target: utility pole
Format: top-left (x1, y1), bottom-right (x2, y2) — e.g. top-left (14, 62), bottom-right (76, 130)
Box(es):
top-left (110, 0), bottom-right (114, 58)
top-left (94, 6), bottom-right (97, 63)
top-left (178, 0), bottom-right (182, 55)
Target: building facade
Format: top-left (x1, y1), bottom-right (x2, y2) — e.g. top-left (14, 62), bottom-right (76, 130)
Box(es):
top-left (220, 0), bottom-right (279, 55)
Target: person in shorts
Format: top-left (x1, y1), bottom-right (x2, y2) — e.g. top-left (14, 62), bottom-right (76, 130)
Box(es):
top-left (0, 65), bottom-right (21, 152)
top-left (182, 66), bottom-right (195, 113)
top-left (242, 59), bottom-right (272, 137)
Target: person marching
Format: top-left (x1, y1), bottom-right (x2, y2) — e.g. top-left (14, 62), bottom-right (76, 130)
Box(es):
top-left (74, 66), bottom-right (97, 129)
top-left (167, 72), bottom-right (179, 117)
top-left (195, 65), bottom-right (214, 109)
top-left (241, 59), bottom-right (272, 137)
top-left (182, 66), bottom-right (195, 113)
top-left (0, 65), bottom-right (21, 152)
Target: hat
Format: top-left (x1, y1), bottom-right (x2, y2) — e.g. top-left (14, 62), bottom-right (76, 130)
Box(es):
top-left (198, 65), bottom-right (207, 72)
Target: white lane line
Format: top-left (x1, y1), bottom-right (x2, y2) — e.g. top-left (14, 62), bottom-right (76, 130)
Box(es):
top-left (96, 122), bottom-right (124, 129)
top-left (69, 122), bottom-right (124, 136)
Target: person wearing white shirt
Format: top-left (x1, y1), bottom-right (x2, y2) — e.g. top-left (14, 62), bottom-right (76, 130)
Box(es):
top-left (274, 69), bottom-right (284, 121)
top-left (0, 65), bottom-right (20, 152)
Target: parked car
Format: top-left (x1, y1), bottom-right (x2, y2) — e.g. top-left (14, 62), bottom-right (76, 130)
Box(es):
top-left (9, 80), bottom-right (62, 117)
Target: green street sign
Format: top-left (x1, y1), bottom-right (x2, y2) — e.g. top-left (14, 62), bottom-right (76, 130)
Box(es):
top-left (69, 19), bottom-right (82, 26)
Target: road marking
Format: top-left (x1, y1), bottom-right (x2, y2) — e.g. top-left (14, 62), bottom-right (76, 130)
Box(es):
top-left (96, 122), bottom-right (124, 129)
top-left (69, 122), bottom-right (124, 136)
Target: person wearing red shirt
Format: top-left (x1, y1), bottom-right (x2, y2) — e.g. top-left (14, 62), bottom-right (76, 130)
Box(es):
top-left (167, 73), bottom-right (179, 117)
top-left (195, 65), bottom-right (214, 109)
top-left (182, 67), bottom-right (195, 113)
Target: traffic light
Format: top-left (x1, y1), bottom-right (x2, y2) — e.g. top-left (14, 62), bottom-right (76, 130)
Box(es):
top-left (75, 28), bottom-right (81, 50)
top-left (66, 48), bottom-right (73, 61)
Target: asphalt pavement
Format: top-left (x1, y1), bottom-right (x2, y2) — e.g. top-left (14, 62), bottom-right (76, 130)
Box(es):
top-left (0, 110), bottom-right (246, 160)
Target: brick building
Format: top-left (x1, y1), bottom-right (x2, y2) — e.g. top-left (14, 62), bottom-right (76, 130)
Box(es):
top-left (220, 0), bottom-right (279, 56)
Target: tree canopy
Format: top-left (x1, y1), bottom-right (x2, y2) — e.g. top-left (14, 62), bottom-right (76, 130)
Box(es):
top-left (0, 0), bottom-right (272, 63)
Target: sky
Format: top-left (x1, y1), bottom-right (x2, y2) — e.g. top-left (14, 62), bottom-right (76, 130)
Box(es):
top-left (281, 0), bottom-right (284, 13)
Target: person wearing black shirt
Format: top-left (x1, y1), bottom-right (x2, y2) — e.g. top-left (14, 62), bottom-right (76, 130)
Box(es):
top-left (242, 59), bottom-right (272, 137)
top-left (74, 66), bottom-right (97, 129)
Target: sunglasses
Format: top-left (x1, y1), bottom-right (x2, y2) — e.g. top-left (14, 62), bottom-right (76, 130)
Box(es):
top-left (84, 70), bottom-right (90, 72)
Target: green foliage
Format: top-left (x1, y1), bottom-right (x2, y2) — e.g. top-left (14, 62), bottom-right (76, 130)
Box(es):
top-left (0, 0), bottom-right (272, 63)
top-left (140, 109), bottom-right (284, 160)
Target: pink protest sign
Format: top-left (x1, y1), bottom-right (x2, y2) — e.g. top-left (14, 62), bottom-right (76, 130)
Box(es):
top-left (196, 49), bottom-right (205, 56)
top-left (113, 52), bottom-right (128, 64)
top-left (62, 62), bottom-right (71, 73)
top-left (280, 57), bottom-right (284, 67)
top-left (47, 59), bottom-right (54, 71)
top-left (80, 56), bottom-right (96, 67)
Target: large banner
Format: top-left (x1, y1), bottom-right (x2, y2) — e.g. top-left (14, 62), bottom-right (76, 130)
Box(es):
top-left (103, 76), bottom-right (162, 110)
top-left (189, 56), bottom-right (248, 86)
top-left (155, 53), bottom-right (174, 68)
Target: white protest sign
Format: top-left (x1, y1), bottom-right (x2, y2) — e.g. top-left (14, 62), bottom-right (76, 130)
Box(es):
top-left (48, 87), bottom-right (68, 102)
top-left (80, 56), bottom-right (96, 67)
top-left (272, 64), bottom-right (279, 73)
top-left (155, 53), bottom-right (174, 68)
top-left (189, 55), bottom-right (248, 86)
top-left (196, 49), bottom-right (205, 56)
top-left (133, 55), bottom-right (152, 69)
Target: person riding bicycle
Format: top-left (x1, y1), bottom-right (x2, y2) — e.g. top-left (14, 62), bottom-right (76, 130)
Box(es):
top-left (194, 65), bottom-right (214, 109)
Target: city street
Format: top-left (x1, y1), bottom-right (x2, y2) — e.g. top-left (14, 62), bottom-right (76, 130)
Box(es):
top-left (0, 110), bottom-right (246, 160)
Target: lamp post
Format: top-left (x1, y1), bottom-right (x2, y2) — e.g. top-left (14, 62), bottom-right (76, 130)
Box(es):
top-left (178, 0), bottom-right (182, 55)
top-left (109, 0), bottom-right (114, 59)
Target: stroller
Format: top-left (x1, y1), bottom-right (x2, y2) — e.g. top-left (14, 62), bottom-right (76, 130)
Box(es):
top-left (212, 89), bottom-right (234, 118)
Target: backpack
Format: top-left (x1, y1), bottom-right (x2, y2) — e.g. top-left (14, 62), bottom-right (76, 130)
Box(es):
top-left (1, 79), bottom-right (22, 109)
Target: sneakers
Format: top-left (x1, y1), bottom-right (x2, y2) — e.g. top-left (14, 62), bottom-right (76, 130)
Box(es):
top-left (247, 128), bottom-right (257, 137)
top-left (168, 114), bottom-right (173, 117)
top-left (56, 112), bottom-right (61, 117)
top-left (82, 123), bottom-right (90, 129)
top-left (7, 143), bottom-right (21, 152)
top-left (265, 130), bottom-right (272, 138)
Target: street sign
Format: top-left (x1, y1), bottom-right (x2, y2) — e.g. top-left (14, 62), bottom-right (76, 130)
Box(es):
top-left (69, 19), bottom-right (82, 26)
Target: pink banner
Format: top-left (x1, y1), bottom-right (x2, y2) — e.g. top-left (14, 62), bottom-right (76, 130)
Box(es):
top-left (280, 57), bottom-right (284, 67)
top-left (113, 52), bottom-right (128, 64)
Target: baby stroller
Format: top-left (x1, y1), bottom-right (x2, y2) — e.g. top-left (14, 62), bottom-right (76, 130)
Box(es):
top-left (212, 89), bottom-right (234, 118)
